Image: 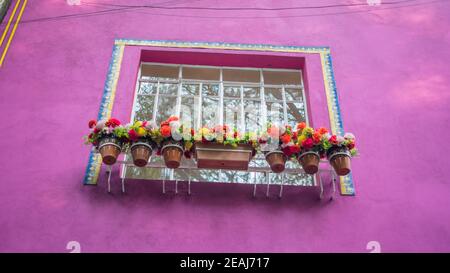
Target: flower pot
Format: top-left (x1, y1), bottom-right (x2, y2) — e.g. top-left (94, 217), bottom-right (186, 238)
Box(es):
top-left (161, 143), bottom-right (183, 169)
top-left (327, 147), bottom-right (351, 176)
top-left (265, 151), bottom-right (287, 173)
top-left (298, 151), bottom-right (320, 175)
top-left (194, 143), bottom-right (253, 170)
top-left (98, 137), bottom-right (121, 165)
top-left (130, 142), bottom-right (152, 167)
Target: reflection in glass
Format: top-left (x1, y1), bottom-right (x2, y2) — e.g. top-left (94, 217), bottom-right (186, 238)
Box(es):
top-left (284, 88), bottom-right (302, 101)
top-left (201, 96), bottom-right (219, 128)
top-left (133, 95), bottom-right (154, 121)
top-left (202, 84), bottom-right (219, 97)
top-left (138, 82), bottom-right (157, 95)
top-left (159, 83), bottom-right (178, 95)
top-left (156, 96), bottom-right (177, 124)
top-left (224, 86), bottom-right (240, 98)
top-left (264, 87), bottom-right (283, 101)
top-left (244, 100), bottom-right (261, 134)
top-left (286, 102), bottom-right (306, 126)
top-left (223, 98), bottom-right (241, 131)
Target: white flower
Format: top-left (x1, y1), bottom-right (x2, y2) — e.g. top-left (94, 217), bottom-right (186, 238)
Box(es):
top-left (96, 120), bottom-right (106, 130)
top-left (337, 136), bottom-right (345, 144)
top-left (169, 121), bottom-right (180, 130)
top-left (145, 121), bottom-right (157, 130)
top-left (204, 133), bottom-right (215, 141)
top-left (172, 130), bottom-right (183, 141)
top-left (279, 126), bottom-right (286, 135)
top-left (344, 133), bottom-right (355, 140)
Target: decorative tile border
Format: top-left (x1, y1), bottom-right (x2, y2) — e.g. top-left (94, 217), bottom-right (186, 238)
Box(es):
top-left (83, 39), bottom-right (355, 196)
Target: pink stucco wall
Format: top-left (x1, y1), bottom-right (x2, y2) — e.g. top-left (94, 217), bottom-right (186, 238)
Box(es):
top-left (1, 0), bottom-right (450, 252)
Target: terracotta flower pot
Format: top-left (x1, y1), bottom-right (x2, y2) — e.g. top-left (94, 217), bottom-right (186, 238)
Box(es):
top-left (298, 151), bottom-right (320, 175)
top-left (327, 147), bottom-right (351, 176)
top-left (265, 151), bottom-right (287, 173)
top-left (131, 142), bottom-right (152, 167)
top-left (194, 143), bottom-right (253, 170)
top-left (98, 138), bottom-right (121, 165)
top-left (162, 144), bottom-right (183, 169)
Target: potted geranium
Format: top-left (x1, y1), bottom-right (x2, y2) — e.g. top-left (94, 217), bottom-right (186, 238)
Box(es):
top-left (323, 132), bottom-right (357, 176)
top-left (193, 125), bottom-right (257, 170)
top-left (260, 124), bottom-right (299, 173)
top-left (85, 118), bottom-right (128, 165)
top-left (295, 123), bottom-right (328, 175)
top-left (159, 116), bottom-right (185, 169)
top-left (127, 120), bottom-right (158, 167)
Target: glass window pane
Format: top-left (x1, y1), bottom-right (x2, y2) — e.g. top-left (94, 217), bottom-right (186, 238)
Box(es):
top-left (180, 96), bottom-right (201, 130)
top-left (243, 86), bottom-right (260, 99)
top-left (182, 84), bottom-right (200, 96)
top-left (223, 69), bottom-right (260, 83)
top-left (156, 96), bottom-right (177, 124)
top-left (183, 66), bottom-right (220, 81)
top-left (201, 96), bottom-right (219, 127)
top-left (223, 98), bottom-right (242, 130)
top-left (284, 88), bottom-right (303, 101)
top-left (141, 64), bottom-right (179, 80)
top-left (286, 102), bottom-right (306, 125)
top-left (138, 82), bottom-right (157, 95)
top-left (266, 101), bottom-right (284, 124)
top-left (263, 70), bottom-right (301, 85)
top-left (264, 87), bottom-right (283, 101)
top-left (244, 100), bottom-right (261, 133)
top-left (133, 95), bottom-right (154, 121)
top-left (159, 83), bottom-right (178, 95)
top-left (224, 86), bottom-right (240, 98)
top-left (202, 84), bottom-right (219, 97)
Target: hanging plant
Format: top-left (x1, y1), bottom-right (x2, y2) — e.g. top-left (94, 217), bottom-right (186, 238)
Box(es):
top-left (84, 118), bottom-right (128, 165)
top-left (159, 116), bottom-right (186, 169)
top-left (127, 120), bottom-right (158, 167)
top-left (294, 123), bottom-right (327, 175)
top-left (322, 132), bottom-right (357, 176)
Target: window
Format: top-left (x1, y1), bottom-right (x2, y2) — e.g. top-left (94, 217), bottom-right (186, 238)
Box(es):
top-left (124, 63), bottom-right (314, 186)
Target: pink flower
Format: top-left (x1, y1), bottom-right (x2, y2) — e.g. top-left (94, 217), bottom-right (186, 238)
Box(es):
top-left (302, 138), bottom-right (314, 150)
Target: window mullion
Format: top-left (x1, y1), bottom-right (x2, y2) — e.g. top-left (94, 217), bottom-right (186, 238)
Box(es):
top-left (152, 80), bottom-right (160, 124)
top-left (175, 65), bottom-right (182, 117)
top-left (197, 82), bottom-right (202, 129)
top-left (260, 69), bottom-right (267, 128)
top-left (219, 68), bottom-right (224, 126)
top-left (281, 85), bottom-right (288, 125)
top-left (240, 85), bottom-right (245, 133)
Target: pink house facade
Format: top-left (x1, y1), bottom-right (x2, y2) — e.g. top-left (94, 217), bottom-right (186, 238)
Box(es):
top-left (0, 0), bottom-right (450, 252)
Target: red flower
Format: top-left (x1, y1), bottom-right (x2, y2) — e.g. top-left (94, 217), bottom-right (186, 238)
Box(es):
top-left (292, 131), bottom-right (298, 139)
top-left (167, 116), bottom-right (179, 123)
top-left (329, 135), bottom-right (338, 145)
top-left (142, 121), bottom-right (148, 127)
top-left (297, 122), bottom-right (306, 131)
top-left (223, 125), bottom-right (230, 133)
top-left (88, 120), bottom-right (97, 129)
top-left (184, 151), bottom-right (192, 159)
top-left (302, 138), bottom-right (314, 150)
top-left (93, 127), bottom-right (100, 134)
top-left (106, 118), bottom-right (121, 128)
top-left (280, 134), bottom-right (291, 144)
top-left (191, 128), bottom-right (195, 136)
top-left (160, 125), bottom-right (172, 138)
top-left (282, 145), bottom-right (300, 157)
top-left (312, 132), bottom-right (322, 144)
top-left (317, 127), bottom-right (328, 135)
top-left (128, 129), bottom-right (138, 141)
top-left (347, 142), bottom-right (355, 150)
top-left (156, 149), bottom-right (162, 156)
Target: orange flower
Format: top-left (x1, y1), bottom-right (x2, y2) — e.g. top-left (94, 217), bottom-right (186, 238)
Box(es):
top-left (280, 134), bottom-right (291, 144)
top-left (312, 132), bottom-right (322, 144)
top-left (167, 116), bottom-right (179, 123)
top-left (317, 127), bottom-right (328, 135)
top-left (160, 125), bottom-right (172, 138)
top-left (267, 125), bottom-right (280, 138)
top-left (297, 122), bottom-right (306, 131)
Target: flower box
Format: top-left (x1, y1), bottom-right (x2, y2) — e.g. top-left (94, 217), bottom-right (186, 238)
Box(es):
top-left (194, 142), bottom-right (254, 170)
